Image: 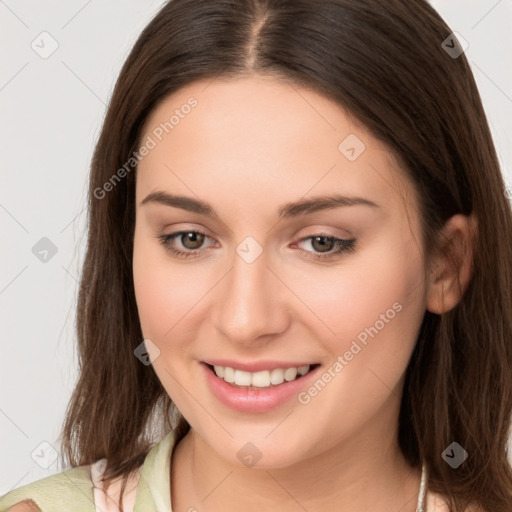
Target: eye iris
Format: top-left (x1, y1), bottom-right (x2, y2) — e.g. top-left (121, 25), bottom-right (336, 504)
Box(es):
top-left (311, 236), bottom-right (334, 253)
top-left (181, 232), bottom-right (205, 249)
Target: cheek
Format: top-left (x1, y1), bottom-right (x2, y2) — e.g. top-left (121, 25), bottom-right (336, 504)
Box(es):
top-left (132, 232), bottom-right (222, 347)
top-left (132, 233), bottom-right (216, 425)
top-left (288, 240), bottom-right (426, 443)
top-left (133, 233), bottom-right (191, 341)
top-left (291, 236), bottom-right (426, 359)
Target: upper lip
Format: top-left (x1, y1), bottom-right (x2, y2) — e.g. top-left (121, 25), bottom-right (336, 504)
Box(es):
top-left (202, 359), bottom-right (320, 373)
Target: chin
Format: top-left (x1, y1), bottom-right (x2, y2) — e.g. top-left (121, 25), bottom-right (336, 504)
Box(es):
top-left (210, 430), bottom-right (313, 470)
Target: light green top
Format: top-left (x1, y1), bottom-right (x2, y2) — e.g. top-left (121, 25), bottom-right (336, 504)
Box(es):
top-left (0, 429), bottom-right (178, 512)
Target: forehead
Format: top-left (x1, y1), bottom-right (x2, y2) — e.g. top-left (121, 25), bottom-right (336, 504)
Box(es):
top-left (136, 75), bottom-right (417, 220)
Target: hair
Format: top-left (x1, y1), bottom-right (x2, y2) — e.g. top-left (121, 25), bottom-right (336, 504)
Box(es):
top-left (59, 0), bottom-right (512, 510)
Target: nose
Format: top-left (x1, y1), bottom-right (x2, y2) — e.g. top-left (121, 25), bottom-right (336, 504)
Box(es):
top-left (211, 246), bottom-right (290, 346)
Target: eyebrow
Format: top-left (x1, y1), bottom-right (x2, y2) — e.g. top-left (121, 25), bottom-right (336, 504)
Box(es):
top-left (140, 191), bottom-right (380, 219)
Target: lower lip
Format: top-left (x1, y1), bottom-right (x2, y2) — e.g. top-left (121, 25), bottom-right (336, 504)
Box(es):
top-left (201, 363), bottom-right (320, 413)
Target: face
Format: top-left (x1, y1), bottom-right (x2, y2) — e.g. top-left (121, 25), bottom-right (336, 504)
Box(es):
top-left (132, 75), bottom-right (429, 469)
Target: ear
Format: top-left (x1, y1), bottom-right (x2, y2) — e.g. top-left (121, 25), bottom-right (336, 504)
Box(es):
top-left (426, 213), bottom-right (477, 315)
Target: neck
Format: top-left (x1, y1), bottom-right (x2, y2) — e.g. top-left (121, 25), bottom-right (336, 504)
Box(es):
top-left (170, 401), bottom-right (422, 512)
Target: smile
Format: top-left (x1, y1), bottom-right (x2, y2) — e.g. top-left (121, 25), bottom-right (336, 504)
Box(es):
top-left (209, 364), bottom-right (315, 388)
top-left (201, 362), bottom-right (322, 412)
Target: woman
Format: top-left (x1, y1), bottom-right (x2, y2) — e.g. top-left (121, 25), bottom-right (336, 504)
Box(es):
top-left (1, 1), bottom-right (511, 511)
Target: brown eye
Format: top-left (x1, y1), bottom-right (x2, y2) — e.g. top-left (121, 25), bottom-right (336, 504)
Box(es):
top-left (157, 229), bottom-right (216, 259)
top-left (295, 234), bottom-right (356, 261)
top-left (180, 231), bottom-right (206, 249)
top-left (310, 236), bottom-right (335, 253)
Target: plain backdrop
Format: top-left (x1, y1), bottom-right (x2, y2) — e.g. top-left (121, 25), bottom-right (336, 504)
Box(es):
top-left (1, 0), bottom-right (511, 494)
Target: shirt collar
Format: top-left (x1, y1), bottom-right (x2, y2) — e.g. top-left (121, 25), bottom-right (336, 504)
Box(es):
top-left (134, 429), bottom-right (178, 511)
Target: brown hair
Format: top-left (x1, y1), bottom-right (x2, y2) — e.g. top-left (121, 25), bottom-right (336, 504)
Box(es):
top-left (60, 1), bottom-right (512, 510)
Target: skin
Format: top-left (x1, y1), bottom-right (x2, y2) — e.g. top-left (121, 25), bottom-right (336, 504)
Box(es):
top-left (132, 75), bottom-right (475, 512)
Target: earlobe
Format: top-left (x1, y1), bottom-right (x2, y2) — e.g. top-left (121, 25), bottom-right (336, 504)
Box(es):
top-left (426, 213), bottom-right (477, 315)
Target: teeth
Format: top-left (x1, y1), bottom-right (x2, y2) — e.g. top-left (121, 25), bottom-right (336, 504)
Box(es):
top-left (212, 364), bottom-right (312, 388)
top-left (223, 366), bottom-right (235, 383)
top-left (252, 370), bottom-right (271, 387)
top-left (297, 365), bottom-right (309, 376)
top-left (234, 369), bottom-right (252, 386)
top-left (270, 368), bottom-right (284, 385)
top-left (284, 367), bottom-right (297, 381)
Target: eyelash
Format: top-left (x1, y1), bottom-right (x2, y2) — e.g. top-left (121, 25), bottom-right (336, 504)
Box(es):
top-left (157, 230), bottom-right (356, 261)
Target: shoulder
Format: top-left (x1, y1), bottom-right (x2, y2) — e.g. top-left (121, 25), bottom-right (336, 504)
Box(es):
top-left (0, 459), bottom-right (143, 512)
top-left (0, 431), bottom-right (177, 512)
top-left (89, 459), bottom-right (142, 512)
top-left (0, 465), bottom-right (95, 512)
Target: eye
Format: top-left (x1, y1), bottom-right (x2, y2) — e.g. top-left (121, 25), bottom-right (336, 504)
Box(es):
top-left (156, 230), bottom-right (356, 261)
top-left (157, 230), bottom-right (216, 259)
top-left (295, 234), bottom-right (356, 261)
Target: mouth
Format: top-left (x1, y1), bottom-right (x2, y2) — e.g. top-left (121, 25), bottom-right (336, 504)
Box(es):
top-left (201, 361), bottom-right (323, 412)
top-left (203, 362), bottom-right (321, 390)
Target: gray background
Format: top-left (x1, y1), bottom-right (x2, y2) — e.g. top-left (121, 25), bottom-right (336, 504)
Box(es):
top-left (1, 0), bottom-right (511, 493)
